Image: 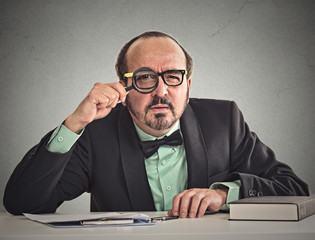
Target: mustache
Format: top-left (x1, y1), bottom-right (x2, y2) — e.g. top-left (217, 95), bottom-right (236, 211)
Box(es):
top-left (145, 97), bottom-right (175, 113)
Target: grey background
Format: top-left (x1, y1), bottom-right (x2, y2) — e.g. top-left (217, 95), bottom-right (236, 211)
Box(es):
top-left (0, 0), bottom-right (314, 212)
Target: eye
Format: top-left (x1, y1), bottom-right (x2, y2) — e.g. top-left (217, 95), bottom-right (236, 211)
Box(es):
top-left (167, 75), bottom-right (180, 80)
top-left (136, 74), bottom-right (155, 81)
top-left (134, 72), bottom-right (157, 89)
top-left (164, 71), bottom-right (182, 83)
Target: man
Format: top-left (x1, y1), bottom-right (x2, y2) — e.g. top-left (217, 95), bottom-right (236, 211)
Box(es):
top-left (4, 31), bottom-right (309, 218)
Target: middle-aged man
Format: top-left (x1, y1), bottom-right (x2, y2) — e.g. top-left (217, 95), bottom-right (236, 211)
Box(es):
top-left (4, 31), bottom-right (309, 218)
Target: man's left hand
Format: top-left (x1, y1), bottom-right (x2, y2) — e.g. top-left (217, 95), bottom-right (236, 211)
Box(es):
top-left (167, 188), bottom-right (228, 218)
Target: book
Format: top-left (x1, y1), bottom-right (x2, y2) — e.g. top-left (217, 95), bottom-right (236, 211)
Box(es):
top-left (229, 196), bottom-right (315, 221)
top-left (23, 212), bottom-right (154, 228)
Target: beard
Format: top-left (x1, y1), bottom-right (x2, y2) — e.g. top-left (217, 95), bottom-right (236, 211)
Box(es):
top-left (126, 88), bottom-right (189, 131)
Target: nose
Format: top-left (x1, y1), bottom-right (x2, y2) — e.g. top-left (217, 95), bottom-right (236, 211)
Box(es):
top-left (152, 76), bottom-right (168, 97)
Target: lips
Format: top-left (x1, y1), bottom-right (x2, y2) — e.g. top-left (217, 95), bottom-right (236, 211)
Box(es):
top-left (145, 97), bottom-right (175, 115)
top-left (150, 104), bottom-right (170, 112)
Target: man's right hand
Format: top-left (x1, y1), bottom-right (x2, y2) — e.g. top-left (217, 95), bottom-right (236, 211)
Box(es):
top-left (64, 82), bottom-right (127, 133)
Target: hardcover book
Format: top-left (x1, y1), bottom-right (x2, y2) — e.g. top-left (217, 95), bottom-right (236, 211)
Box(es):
top-left (229, 196), bottom-right (315, 221)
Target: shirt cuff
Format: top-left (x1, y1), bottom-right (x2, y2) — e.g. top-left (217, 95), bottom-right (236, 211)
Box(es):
top-left (210, 180), bottom-right (241, 211)
top-left (46, 123), bottom-right (84, 153)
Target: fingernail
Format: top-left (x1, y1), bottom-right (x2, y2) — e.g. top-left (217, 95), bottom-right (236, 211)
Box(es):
top-left (180, 212), bottom-right (186, 218)
top-left (173, 211), bottom-right (178, 216)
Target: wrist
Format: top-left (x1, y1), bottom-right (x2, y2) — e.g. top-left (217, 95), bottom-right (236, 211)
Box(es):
top-left (210, 181), bottom-right (241, 210)
top-left (215, 189), bottom-right (228, 206)
top-left (64, 114), bottom-right (87, 134)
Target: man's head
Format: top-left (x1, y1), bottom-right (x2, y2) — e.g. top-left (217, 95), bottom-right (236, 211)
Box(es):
top-left (116, 31), bottom-right (193, 82)
top-left (115, 31), bottom-right (193, 136)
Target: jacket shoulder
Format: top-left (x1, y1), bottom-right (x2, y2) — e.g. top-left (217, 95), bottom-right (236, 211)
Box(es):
top-left (188, 98), bottom-right (234, 115)
top-left (187, 98), bottom-right (242, 130)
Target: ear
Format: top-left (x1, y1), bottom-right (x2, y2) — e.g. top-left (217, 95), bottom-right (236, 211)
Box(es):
top-left (187, 77), bottom-right (191, 90)
top-left (187, 77), bottom-right (191, 104)
top-left (119, 79), bottom-right (126, 87)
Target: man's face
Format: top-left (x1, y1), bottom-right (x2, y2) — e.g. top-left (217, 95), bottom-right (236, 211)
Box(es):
top-left (121, 37), bottom-right (191, 136)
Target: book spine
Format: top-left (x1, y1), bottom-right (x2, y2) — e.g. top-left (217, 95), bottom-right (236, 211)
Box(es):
top-left (297, 199), bottom-right (315, 220)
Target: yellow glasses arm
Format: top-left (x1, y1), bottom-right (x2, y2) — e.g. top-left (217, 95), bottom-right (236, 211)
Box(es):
top-left (124, 72), bottom-right (133, 78)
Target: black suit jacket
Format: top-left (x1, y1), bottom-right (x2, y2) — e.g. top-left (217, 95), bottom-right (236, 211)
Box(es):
top-left (4, 99), bottom-right (309, 215)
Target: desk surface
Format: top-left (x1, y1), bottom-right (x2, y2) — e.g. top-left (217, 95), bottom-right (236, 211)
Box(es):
top-left (1, 212), bottom-right (315, 240)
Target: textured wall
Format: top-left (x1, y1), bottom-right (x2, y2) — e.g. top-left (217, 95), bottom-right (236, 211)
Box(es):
top-left (1, 0), bottom-right (314, 212)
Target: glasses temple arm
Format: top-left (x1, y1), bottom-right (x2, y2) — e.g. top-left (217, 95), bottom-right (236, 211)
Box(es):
top-left (125, 85), bottom-right (133, 92)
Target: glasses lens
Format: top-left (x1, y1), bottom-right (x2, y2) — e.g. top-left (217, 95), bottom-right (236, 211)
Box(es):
top-left (164, 70), bottom-right (184, 86)
top-left (133, 68), bottom-right (158, 92)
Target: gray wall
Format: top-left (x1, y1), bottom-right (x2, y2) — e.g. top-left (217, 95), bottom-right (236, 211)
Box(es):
top-left (1, 0), bottom-right (314, 212)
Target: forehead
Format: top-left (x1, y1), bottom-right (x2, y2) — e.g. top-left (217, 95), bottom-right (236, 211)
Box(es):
top-left (126, 37), bottom-right (186, 71)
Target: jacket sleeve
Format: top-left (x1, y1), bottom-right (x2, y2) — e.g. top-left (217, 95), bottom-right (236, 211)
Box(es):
top-left (3, 129), bottom-right (92, 215)
top-left (229, 101), bottom-right (309, 198)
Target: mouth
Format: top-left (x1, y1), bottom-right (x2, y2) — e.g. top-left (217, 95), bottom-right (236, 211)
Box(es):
top-left (150, 104), bottom-right (170, 113)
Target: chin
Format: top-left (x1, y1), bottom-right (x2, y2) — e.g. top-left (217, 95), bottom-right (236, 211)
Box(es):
top-left (145, 114), bottom-right (177, 131)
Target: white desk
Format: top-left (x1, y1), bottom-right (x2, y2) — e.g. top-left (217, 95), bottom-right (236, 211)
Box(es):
top-left (0, 212), bottom-right (314, 240)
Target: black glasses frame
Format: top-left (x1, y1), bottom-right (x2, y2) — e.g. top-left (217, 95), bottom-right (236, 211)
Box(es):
top-left (124, 67), bottom-right (187, 94)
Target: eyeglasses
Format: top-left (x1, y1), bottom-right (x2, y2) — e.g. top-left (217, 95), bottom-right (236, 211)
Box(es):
top-left (124, 67), bottom-right (187, 94)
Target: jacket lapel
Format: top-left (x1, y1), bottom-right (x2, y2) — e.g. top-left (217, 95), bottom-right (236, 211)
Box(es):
top-left (117, 102), bottom-right (209, 209)
top-left (180, 104), bottom-right (209, 188)
top-left (118, 108), bottom-right (155, 211)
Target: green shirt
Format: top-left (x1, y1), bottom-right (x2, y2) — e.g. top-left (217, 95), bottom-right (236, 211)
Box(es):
top-left (47, 121), bottom-right (240, 211)
top-left (134, 121), bottom-right (187, 210)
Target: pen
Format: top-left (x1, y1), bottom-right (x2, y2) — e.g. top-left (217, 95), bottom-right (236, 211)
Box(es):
top-left (150, 216), bottom-right (179, 222)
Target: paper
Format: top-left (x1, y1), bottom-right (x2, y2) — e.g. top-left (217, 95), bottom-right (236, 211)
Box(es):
top-left (23, 212), bottom-right (153, 228)
top-left (81, 219), bottom-right (135, 226)
top-left (24, 212), bottom-right (122, 223)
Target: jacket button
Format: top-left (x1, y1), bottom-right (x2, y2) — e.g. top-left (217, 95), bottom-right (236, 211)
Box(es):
top-left (248, 189), bottom-right (252, 196)
top-left (249, 189), bottom-right (257, 197)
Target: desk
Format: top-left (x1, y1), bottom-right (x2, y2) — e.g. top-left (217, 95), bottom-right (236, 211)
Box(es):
top-left (0, 212), bottom-right (314, 240)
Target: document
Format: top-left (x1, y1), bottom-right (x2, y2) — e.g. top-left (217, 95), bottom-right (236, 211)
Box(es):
top-left (24, 212), bottom-right (154, 228)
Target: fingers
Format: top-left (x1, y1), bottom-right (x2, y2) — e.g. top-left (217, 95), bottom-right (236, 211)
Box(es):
top-left (88, 82), bottom-right (127, 113)
top-left (109, 82), bottom-right (128, 103)
top-left (171, 190), bottom-right (187, 217)
top-left (167, 209), bottom-right (174, 216)
top-left (170, 189), bottom-right (227, 218)
top-left (93, 82), bottom-right (127, 107)
top-left (91, 82), bottom-right (128, 117)
top-left (189, 192), bottom-right (206, 218)
top-left (65, 82), bottom-right (127, 133)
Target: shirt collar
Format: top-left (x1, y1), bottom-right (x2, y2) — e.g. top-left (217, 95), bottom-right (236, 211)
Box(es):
top-left (134, 120), bottom-right (181, 141)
